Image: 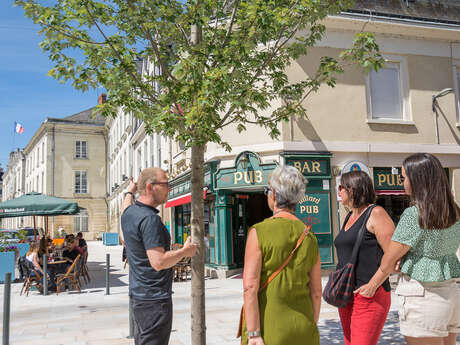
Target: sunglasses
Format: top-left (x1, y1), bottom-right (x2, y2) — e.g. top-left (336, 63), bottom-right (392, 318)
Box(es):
top-left (263, 186), bottom-right (272, 196)
top-left (338, 185), bottom-right (346, 191)
top-left (150, 181), bottom-right (170, 188)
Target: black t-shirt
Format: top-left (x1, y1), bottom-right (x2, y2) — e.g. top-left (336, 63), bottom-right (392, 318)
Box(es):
top-left (121, 200), bottom-right (173, 301)
top-left (334, 208), bottom-right (391, 292)
top-left (78, 238), bottom-right (87, 248)
top-left (63, 248), bottom-right (80, 262)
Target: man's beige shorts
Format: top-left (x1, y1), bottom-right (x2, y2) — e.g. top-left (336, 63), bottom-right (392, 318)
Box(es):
top-left (396, 275), bottom-right (460, 338)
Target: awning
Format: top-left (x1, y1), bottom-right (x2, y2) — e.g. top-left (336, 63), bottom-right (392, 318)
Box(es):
top-left (165, 189), bottom-right (207, 208)
top-left (376, 190), bottom-right (406, 195)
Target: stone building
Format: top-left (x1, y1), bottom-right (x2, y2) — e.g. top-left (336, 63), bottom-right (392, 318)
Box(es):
top-left (2, 97), bottom-right (107, 240)
top-left (1, 149), bottom-right (26, 229)
top-left (106, 57), bottom-right (170, 237)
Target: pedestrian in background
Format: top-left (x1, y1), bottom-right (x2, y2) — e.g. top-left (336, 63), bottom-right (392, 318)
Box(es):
top-left (356, 153), bottom-right (460, 345)
top-left (241, 165), bottom-right (322, 345)
top-left (121, 168), bottom-right (198, 345)
top-left (335, 170), bottom-right (395, 345)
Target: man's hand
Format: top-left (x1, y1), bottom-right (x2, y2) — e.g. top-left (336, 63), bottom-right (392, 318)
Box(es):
top-left (182, 237), bottom-right (198, 257)
top-left (127, 177), bottom-right (137, 194)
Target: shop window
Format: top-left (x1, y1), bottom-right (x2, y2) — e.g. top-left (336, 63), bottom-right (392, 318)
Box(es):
top-left (74, 210), bottom-right (89, 232)
top-left (367, 56), bottom-right (410, 122)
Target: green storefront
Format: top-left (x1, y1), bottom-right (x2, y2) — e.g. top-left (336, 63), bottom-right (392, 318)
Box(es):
top-left (167, 151), bottom-right (336, 272)
top-left (283, 152), bottom-right (335, 267)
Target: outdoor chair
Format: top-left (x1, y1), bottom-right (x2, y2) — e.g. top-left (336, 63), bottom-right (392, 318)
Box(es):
top-left (174, 257), bottom-right (191, 282)
top-left (18, 256), bottom-right (44, 296)
top-left (80, 251), bottom-right (91, 285)
top-left (56, 254), bottom-right (81, 294)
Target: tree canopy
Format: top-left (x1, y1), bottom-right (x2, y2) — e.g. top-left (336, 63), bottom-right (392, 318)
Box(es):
top-left (16, 0), bottom-right (384, 150)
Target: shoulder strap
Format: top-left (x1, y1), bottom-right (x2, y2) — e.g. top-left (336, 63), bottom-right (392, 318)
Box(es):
top-left (259, 224), bottom-right (311, 291)
top-left (349, 205), bottom-right (377, 265)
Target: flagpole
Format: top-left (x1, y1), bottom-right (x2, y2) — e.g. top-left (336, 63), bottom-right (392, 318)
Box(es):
top-left (12, 122), bottom-right (16, 151)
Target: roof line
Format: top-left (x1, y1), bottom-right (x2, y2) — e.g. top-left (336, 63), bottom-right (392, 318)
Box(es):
top-left (340, 8), bottom-right (460, 28)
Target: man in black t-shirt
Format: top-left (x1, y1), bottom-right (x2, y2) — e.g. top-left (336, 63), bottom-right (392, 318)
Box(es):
top-left (121, 168), bottom-right (198, 345)
top-left (63, 235), bottom-right (80, 263)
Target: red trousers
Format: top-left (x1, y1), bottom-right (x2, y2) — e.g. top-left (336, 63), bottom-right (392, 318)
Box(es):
top-left (338, 286), bottom-right (391, 345)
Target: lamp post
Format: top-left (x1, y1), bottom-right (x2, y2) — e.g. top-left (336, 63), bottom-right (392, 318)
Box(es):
top-left (432, 88), bottom-right (453, 144)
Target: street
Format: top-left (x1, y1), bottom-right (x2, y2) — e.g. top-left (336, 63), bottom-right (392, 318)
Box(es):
top-left (1, 241), bottom-right (458, 345)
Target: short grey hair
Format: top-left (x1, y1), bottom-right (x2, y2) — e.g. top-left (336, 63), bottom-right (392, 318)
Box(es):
top-left (269, 165), bottom-right (307, 210)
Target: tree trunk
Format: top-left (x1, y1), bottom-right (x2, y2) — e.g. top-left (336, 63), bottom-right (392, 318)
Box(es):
top-left (190, 144), bottom-right (206, 345)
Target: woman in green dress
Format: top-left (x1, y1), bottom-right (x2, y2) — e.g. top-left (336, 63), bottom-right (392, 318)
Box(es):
top-left (242, 165), bottom-right (322, 345)
top-left (356, 153), bottom-right (460, 345)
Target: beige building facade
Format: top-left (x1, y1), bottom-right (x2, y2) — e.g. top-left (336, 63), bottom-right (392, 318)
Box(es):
top-left (2, 101), bottom-right (107, 240)
top-left (1, 149), bottom-right (26, 229)
top-left (166, 1), bottom-right (460, 275)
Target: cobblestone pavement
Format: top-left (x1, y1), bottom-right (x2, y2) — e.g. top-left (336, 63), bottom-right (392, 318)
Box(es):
top-left (0, 241), bottom-right (458, 344)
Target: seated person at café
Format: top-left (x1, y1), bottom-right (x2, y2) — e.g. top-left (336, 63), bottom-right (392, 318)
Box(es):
top-left (26, 243), bottom-right (44, 275)
top-left (76, 232), bottom-right (87, 252)
top-left (63, 235), bottom-right (80, 263)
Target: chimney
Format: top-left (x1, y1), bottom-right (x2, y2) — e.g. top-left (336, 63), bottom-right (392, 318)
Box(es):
top-left (98, 93), bottom-right (107, 104)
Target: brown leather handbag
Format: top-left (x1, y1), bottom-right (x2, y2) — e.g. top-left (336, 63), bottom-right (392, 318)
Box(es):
top-left (236, 225), bottom-right (311, 342)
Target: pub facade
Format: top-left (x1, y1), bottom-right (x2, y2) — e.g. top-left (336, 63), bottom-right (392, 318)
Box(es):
top-left (165, 1), bottom-right (460, 276)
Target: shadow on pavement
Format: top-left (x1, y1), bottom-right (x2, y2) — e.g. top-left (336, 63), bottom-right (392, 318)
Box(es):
top-left (319, 312), bottom-right (405, 345)
top-left (84, 260), bottom-right (128, 289)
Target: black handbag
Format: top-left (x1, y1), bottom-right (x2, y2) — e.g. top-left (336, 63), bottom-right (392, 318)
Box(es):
top-left (322, 205), bottom-right (376, 308)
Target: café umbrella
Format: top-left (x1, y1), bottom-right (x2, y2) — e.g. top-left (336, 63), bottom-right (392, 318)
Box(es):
top-left (0, 192), bottom-right (79, 240)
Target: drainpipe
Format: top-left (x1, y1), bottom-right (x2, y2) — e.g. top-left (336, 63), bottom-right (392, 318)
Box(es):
top-left (51, 123), bottom-right (56, 234)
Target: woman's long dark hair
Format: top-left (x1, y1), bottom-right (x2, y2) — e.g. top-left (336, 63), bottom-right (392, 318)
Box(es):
top-left (403, 153), bottom-right (460, 229)
top-left (340, 170), bottom-right (376, 208)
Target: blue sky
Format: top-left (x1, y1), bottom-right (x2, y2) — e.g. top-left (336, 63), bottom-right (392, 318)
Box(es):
top-left (0, 1), bottom-right (101, 170)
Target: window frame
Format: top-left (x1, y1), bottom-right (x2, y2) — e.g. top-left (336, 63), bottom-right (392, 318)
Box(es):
top-left (74, 170), bottom-right (88, 194)
top-left (74, 209), bottom-right (89, 232)
top-left (366, 55), bottom-right (413, 124)
top-left (75, 140), bottom-right (88, 159)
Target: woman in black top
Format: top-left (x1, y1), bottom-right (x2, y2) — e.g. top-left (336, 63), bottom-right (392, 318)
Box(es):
top-left (335, 171), bottom-right (395, 345)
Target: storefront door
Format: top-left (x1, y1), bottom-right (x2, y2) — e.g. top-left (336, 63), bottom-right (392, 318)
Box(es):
top-left (232, 193), bottom-right (272, 268)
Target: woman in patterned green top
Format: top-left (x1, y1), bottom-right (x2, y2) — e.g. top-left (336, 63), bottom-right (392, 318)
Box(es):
top-left (242, 165), bottom-right (322, 345)
top-left (356, 153), bottom-right (460, 345)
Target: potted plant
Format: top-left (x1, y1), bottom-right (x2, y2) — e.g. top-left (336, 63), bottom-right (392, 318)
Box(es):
top-left (0, 245), bottom-right (18, 282)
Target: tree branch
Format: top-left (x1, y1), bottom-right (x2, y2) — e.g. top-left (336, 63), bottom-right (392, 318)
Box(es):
top-left (83, 2), bottom-right (161, 106)
top-left (40, 22), bottom-right (108, 46)
top-left (221, 0), bottom-right (239, 50)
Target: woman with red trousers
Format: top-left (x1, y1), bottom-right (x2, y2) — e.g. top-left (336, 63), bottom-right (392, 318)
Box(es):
top-left (334, 171), bottom-right (395, 345)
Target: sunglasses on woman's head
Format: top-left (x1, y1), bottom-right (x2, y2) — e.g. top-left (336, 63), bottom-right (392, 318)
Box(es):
top-left (263, 186), bottom-right (271, 195)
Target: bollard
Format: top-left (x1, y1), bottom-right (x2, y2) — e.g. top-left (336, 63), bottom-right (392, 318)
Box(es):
top-left (105, 253), bottom-right (110, 295)
top-left (3, 272), bottom-right (11, 345)
top-left (127, 298), bottom-right (134, 339)
top-left (43, 254), bottom-right (48, 296)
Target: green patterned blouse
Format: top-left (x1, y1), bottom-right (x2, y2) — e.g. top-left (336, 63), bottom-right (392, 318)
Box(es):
top-left (392, 206), bottom-right (460, 282)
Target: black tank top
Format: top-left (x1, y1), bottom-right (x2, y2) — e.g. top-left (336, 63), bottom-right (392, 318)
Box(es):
top-left (334, 208), bottom-right (391, 292)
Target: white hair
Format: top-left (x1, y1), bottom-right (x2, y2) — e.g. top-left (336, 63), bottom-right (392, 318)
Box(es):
top-left (269, 165), bottom-right (307, 210)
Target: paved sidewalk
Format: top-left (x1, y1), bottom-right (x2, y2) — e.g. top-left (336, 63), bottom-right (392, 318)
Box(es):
top-left (0, 241), bottom-right (458, 344)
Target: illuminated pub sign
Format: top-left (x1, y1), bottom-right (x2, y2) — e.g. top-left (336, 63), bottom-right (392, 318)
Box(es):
top-left (373, 167), bottom-right (404, 191)
top-left (215, 151), bottom-right (277, 189)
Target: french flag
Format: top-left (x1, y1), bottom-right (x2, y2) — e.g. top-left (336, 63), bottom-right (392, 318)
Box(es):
top-left (14, 122), bottom-right (24, 134)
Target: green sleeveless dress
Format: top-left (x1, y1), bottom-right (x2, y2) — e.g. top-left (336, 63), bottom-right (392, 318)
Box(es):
top-left (242, 218), bottom-right (320, 345)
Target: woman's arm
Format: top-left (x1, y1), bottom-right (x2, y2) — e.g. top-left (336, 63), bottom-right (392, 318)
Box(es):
top-left (308, 253), bottom-right (322, 323)
top-left (355, 240), bottom-right (410, 297)
top-left (367, 206), bottom-right (395, 253)
top-left (32, 253), bottom-right (44, 274)
top-left (243, 228), bottom-right (265, 345)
